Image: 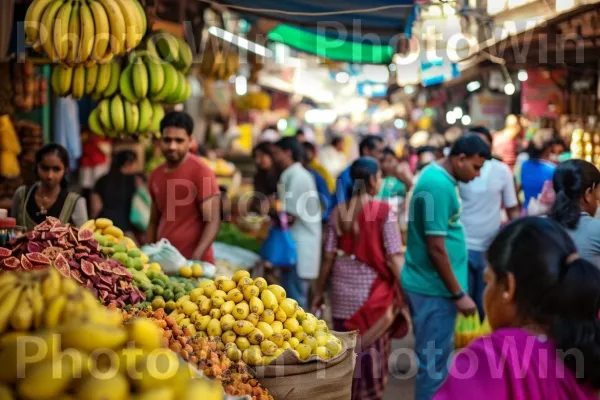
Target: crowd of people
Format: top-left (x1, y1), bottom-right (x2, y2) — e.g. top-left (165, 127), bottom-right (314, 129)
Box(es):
top-left (7, 111), bottom-right (600, 400)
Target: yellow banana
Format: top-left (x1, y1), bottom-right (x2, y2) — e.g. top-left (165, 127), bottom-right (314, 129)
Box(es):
top-left (79, 0), bottom-right (95, 63)
top-left (94, 62), bottom-right (111, 95)
top-left (0, 283), bottom-right (20, 304)
top-left (71, 64), bottom-right (85, 99)
top-left (29, 281), bottom-right (45, 329)
top-left (87, 0), bottom-right (110, 62)
top-left (53, 0), bottom-right (72, 61)
top-left (51, 66), bottom-right (63, 95)
top-left (44, 295), bottom-right (67, 328)
top-left (9, 288), bottom-right (33, 331)
top-left (24, 0), bottom-right (55, 43)
top-left (0, 286), bottom-right (24, 333)
top-left (84, 63), bottom-right (99, 95)
top-left (95, 0), bottom-right (125, 56)
top-left (0, 273), bottom-right (18, 290)
top-left (113, 0), bottom-right (138, 51)
top-left (133, 0), bottom-right (147, 39)
top-left (40, 0), bottom-right (65, 61)
top-left (60, 323), bottom-right (128, 352)
top-left (66, 0), bottom-right (80, 64)
top-left (41, 268), bottom-right (61, 301)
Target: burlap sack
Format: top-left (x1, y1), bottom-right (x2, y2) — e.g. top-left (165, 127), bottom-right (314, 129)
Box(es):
top-left (253, 331), bottom-right (358, 400)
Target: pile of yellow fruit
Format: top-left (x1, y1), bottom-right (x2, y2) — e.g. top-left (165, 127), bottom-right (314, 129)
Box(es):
top-left (0, 267), bottom-right (115, 336)
top-left (0, 269), bottom-right (224, 399)
top-left (168, 271), bottom-right (343, 366)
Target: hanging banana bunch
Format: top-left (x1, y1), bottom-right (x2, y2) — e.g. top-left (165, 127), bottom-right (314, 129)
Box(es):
top-left (25, 0), bottom-right (147, 65)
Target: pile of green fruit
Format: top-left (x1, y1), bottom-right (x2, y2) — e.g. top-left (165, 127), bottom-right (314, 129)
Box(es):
top-left (133, 269), bottom-right (200, 312)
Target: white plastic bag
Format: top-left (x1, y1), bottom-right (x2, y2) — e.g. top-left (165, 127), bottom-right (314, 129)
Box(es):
top-left (140, 239), bottom-right (187, 275)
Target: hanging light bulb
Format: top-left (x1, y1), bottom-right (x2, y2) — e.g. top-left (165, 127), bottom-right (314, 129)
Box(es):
top-left (504, 82), bottom-right (516, 95)
top-left (453, 107), bottom-right (463, 119)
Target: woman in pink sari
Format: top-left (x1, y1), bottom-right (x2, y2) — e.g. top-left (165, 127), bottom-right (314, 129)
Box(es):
top-left (435, 217), bottom-right (600, 400)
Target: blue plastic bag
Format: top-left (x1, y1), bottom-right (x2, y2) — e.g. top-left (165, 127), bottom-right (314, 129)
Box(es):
top-left (260, 213), bottom-right (297, 268)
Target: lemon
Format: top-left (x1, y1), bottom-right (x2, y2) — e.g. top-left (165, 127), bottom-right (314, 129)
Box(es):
top-left (149, 262), bottom-right (161, 272)
top-left (179, 266), bottom-right (193, 278)
top-left (191, 263), bottom-right (204, 278)
top-left (151, 297), bottom-right (166, 310)
top-left (296, 344), bottom-right (312, 360)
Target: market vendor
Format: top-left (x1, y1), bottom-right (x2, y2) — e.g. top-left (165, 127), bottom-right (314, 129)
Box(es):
top-left (147, 112), bottom-right (221, 264)
top-left (11, 144), bottom-right (88, 230)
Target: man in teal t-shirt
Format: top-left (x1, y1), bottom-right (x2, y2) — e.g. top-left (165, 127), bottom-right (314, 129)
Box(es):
top-left (402, 134), bottom-right (491, 400)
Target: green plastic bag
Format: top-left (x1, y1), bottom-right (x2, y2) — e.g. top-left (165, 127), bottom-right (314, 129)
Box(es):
top-left (455, 313), bottom-right (490, 349)
top-left (130, 184), bottom-right (151, 232)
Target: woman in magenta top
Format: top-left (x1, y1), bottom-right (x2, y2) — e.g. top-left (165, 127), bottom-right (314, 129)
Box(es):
top-left (435, 217), bottom-right (600, 400)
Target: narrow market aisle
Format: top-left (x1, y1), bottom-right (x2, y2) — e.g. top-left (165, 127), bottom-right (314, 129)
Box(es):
top-left (383, 335), bottom-right (416, 400)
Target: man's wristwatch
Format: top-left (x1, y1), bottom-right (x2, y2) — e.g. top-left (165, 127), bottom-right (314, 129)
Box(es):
top-left (451, 291), bottom-right (465, 301)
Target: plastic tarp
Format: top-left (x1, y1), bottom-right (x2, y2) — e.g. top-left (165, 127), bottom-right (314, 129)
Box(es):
top-left (219, 0), bottom-right (416, 64)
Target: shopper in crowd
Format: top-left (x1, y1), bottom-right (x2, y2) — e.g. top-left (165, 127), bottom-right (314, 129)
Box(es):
top-left (251, 142), bottom-right (280, 214)
top-left (320, 136), bottom-right (348, 179)
top-left (271, 137), bottom-right (322, 309)
top-left (147, 111), bottom-right (220, 262)
top-left (550, 159), bottom-right (600, 267)
top-left (302, 141), bottom-right (335, 193)
top-left (295, 128), bottom-right (306, 143)
top-left (312, 157), bottom-right (407, 400)
top-left (301, 143), bottom-right (332, 221)
top-left (377, 147), bottom-right (410, 222)
top-left (331, 135), bottom-right (384, 214)
top-left (520, 128), bottom-right (557, 211)
top-left (458, 127), bottom-right (520, 319)
top-left (435, 217), bottom-right (600, 400)
top-left (492, 114), bottom-right (521, 169)
top-left (90, 150), bottom-right (142, 236)
top-left (402, 134), bottom-right (491, 400)
top-left (12, 144), bottom-right (88, 229)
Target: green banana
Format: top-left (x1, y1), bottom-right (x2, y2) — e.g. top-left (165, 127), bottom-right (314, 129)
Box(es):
top-left (176, 37), bottom-right (193, 72)
top-left (155, 31), bottom-right (179, 63)
top-left (119, 64), bottom-right (138, 103)
top-left (98, 99), bottom-right (112, 132)
top-left (145, 56), bottom-right (165, 96)
top-left (137, 98), bottom-right (153, 133)
top-left (163, 71), bottom-right (183, 104)
top-left (51, 66), bottom-right (64, 96)
top-left (151, 62), bottom-right (177, 101)
top-left (88, 108), bottom-right (104, 136)
top-left (84, 64), bottom-right (99, 95)
top-left (103, 61), bottom-right (121, 97)
top-left (132, 60), bottom-right (148, 99)
top-left (150, 103), bottom-right (165, 133)
top-left (58, 65), bottom-right (73, 96)
top-left (71, 65), bottom-right (85, 99)
top-left (124, 100), bottom-right (140, 134)
top-left (110, 95), bottom-right (125, 132)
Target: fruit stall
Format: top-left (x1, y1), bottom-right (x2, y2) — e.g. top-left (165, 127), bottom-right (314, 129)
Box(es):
top-left (0, 214), bottom-right (356, 400)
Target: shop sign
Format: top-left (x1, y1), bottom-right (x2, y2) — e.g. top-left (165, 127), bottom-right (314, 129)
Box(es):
top-left (521, 69), bottom-right (566, 118)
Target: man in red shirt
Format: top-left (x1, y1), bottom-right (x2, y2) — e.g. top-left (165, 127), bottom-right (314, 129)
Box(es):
top-left (147, 112), bottom-right (221, 263)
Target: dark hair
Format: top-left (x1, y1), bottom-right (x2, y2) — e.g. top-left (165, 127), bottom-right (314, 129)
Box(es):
top-left (359, 136), bottom-right (383, 156)
top-left (252, 142), bottom-right (274, 159)
top-left (295, 129), bottom-right (305, 137)
top-left (383, 147), bottom-right (396, 157)
top-left (160, 111), bottom-right (194, 136)
top-left (469, 126), bottom-right (493, 145)
top-left (550, 160), bottom-right (600, 229)
top-left (331, 136), bottom-right (343, 147)
top-left (449, 134), bottom-right (492, 159)
top-left (416, 145), bottom-right (439, 156)
top-left (488, 217), bottom-right (600, 389)
top-left (302, 141), bottom-right (316, 153)
top-left (36, 144), bottom-right (70, 189)
top-left (348, 157), bottom-right (379, 199)
top-left (527, 128), bottom-right (556, 159)
top-left (275, 137), bottom-right (304, 163)
top-left (108, 150), bottom-right (137, 177)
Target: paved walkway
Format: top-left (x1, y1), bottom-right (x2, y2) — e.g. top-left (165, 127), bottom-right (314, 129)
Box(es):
top-left (383, 335), bottom-right (416, 400)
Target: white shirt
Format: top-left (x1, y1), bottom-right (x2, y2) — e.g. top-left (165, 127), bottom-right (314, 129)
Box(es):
top-left (458, 159), bottom-right (519, 252)
top-left (319, 146), bottom-right (347, 179)
top-left (278, 163), bottom-right (323, 279)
